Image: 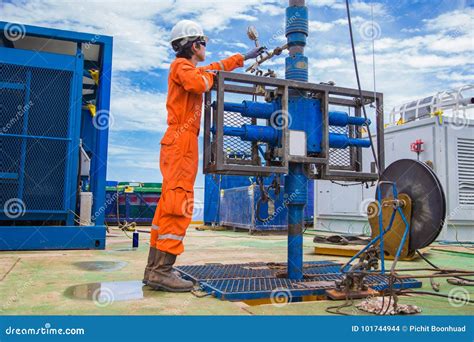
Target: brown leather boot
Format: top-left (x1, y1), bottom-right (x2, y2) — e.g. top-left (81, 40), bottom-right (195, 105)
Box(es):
top-left (148, 250), bottom-right (194, 292)
top-left (142, 247), bottom-right (156, 285)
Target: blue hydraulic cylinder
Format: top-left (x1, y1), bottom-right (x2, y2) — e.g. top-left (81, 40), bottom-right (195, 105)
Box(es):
top-left (223, 100), bottom-right (279, 119)
top-left (329, 133), bottom-right (371, 148)
top-left (329, 111), bottom-right (370, 127)
top-left (218, 124), bottom-right (280, 145)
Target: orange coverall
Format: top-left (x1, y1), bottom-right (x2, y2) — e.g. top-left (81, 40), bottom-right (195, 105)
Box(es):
top-left (151, 53), bottom-right (244, 255)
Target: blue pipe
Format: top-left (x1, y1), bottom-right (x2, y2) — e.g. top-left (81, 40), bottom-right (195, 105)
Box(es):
top-left (285, 164), bottom-right (306, 280)
top-left (223, 101), bottom-right (278, 119)
top-left (218, 125), bottom-right (280, 145)
top-left (285, 0), bottom-right (308, 280)
top-left (329, 111), bottom-right (370, 126)
top-left (214, 125), bottom-right (371, 149)
top-left (329, 133), bottom-right (371, 148)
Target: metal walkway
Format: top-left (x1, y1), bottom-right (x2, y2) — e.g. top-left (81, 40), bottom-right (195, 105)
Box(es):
top-left (175, 261), bottom-right (422, 301)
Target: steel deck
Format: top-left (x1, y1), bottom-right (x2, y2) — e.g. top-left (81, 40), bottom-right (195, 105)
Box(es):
top-left (175, 261), bottom-right (423, 301)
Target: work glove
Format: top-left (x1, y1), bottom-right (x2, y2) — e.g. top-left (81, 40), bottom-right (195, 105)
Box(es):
top-left (243, 46), bottom-right (267, 60)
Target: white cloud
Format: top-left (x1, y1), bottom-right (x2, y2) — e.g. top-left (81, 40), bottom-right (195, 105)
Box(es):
top-left (404, 54), bottom-right (472, 69)
top-left (317, 58), bottom-right (343, 68)
top-left (351, 1), bottom-right (387, 16)
top-left (253, 2), bottom-right (285, 16)
top-left (108, 145), bottom-right (159, 173)
top-left (308, 16), bottom-right (365, 34)
top-left (227, 42), bottom-right (251, 49)
top-left (424, 8), bottom-right (473, 34)
top-left (308, 0), bottom-right (387, 16)
top-left (1, 0), bottom-right (173, 72)
top-left (307, 0), bottom-right (345, 10)
top-left (159, 0), bottom-right (281, 32)
top-left (110, 77), bottom-right (168, 133)
top-left (436, 72), bottom-right (474, 82)
top-left (0, 0), bottom-right (284, 72)
top-left (428, 35), bottom-right (473, 54)
top-left (307, 7), bottom-right (473, 115)
top-left (401, 27), bottom-right (421, 33)
top-left (309, 20), bottom-right (334, 32)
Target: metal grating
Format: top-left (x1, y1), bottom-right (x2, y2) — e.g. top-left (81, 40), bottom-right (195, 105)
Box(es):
top-left (457, 138), bottom-right (474, 206)
top-left (177, 261), bottom-right (338, 281)
top-left (328, 125), bottom-right (352, 168)
top-left (0, 63), bottom-right (73, 213)
top-left (175, 261), bottom-right (422, 301)
top-left (223, 111), bottom-right (252, 160)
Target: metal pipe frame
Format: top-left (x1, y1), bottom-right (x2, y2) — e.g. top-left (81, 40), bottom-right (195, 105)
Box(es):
top-left (203, 72), bottom-right (290, 176)
top-left (203, 71), bottom-right (383, 181)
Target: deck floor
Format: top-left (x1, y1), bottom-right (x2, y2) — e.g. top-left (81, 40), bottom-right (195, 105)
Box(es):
top-left (0, 225), bottom-right (472, 315)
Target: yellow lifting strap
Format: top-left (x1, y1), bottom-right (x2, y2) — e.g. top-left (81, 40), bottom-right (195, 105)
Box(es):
top-left (89, 69), bottom-right (100, 85)
top-left (86, 103), bottom-right (96, 117)
top-left (431, 109), bottom-right (443, 124)
top-left (396, 117), bottom-right (404, 125)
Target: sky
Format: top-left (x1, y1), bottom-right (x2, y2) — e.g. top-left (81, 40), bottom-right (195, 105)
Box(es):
top-left (1, 0), bottom-right (473, 188)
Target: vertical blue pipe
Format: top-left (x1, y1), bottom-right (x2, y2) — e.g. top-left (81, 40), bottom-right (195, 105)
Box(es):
top-left (285, 0), bottom-right (308, 280)
top-left (285, 164), bottom-right (306, 279)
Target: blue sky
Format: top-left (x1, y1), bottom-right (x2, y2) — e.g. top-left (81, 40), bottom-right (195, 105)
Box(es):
top-left (2, 0), bottom-right (473, 188)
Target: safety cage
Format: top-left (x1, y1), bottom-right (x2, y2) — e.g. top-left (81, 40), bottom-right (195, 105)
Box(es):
top-left (203, 71), bottom-right (384, 181)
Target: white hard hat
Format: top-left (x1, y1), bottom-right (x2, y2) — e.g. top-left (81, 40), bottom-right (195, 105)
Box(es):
top-left (170, 20), bottom-right (208, 45)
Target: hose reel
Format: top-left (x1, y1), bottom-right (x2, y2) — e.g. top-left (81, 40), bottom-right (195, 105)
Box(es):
top-left (368, 159), bottom-right (446, 259)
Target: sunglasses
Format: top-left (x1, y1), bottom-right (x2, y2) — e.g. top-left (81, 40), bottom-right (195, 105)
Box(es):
top-left (195, 40), bottom-right (206, 47)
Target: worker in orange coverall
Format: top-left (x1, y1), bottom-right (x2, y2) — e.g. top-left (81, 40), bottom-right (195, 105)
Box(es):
top-left (143, 20), bottom-right (266, 292)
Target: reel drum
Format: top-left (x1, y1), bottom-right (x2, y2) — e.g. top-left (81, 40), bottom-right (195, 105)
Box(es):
top-left (378, 159), bottom-right (446, 253)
